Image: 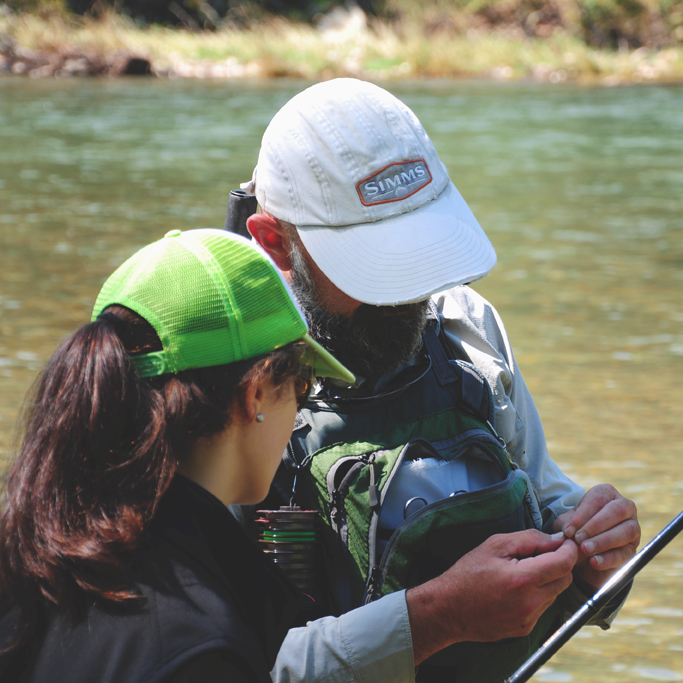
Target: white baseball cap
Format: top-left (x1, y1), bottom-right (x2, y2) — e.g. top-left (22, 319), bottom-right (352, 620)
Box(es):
top-left (242, 78), bottom-right (496, 306)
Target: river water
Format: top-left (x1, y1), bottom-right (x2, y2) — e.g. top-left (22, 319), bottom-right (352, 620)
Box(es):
top-left (1, 78), bottom-right (682, 681)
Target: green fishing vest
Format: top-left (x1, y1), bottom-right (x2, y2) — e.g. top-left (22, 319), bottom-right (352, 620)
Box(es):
top-left (280, 322), bottom-right (565, 683)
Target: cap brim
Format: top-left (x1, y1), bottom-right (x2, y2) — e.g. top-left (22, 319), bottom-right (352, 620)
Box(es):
top-left (301, 334), bottom-right (355, 385)
top-left (296, 182), bottom-right (497, 306)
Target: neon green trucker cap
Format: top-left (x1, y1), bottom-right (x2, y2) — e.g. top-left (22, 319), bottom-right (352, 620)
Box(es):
top-left (92, 228), bottom-right (355, 384)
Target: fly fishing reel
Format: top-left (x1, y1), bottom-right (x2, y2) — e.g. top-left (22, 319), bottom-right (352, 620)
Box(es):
top-left (256, 506), bottom-right (320, 597)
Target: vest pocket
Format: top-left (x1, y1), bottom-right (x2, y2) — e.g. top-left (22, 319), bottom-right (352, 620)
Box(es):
top-left (375, 471), bottom-right (529, 599)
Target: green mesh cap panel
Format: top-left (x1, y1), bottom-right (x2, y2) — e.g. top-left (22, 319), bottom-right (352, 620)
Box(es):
top-left (92, 229), bottom-right (308, 376)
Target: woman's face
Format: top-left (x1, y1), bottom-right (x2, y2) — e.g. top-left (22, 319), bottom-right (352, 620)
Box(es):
top-left (253, 376), bottom-right (298, 503)
top-left (182, 372), bottom-right (304, 507)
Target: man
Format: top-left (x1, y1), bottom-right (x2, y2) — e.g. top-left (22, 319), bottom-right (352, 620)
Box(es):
top-left (241, 79), bottom-right (640, 681)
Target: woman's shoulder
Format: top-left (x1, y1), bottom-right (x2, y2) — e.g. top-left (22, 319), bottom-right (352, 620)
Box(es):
top-left (0, 568), bottom-right (269, 683)
top-left (0, 480), bottom-right (281, 683)
top-left (0, 477), bottom-right (301, 683)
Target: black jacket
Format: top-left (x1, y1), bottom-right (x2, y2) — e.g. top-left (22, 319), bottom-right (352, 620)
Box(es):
top-left (0, 476), bottom-right (304, 683)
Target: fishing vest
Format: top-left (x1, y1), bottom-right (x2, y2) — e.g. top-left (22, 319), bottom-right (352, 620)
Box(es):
top-left (280, 319), bottom-right (565, 683)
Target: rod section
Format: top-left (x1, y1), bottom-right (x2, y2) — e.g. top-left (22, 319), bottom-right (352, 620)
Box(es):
top-left (505, 509), bottom-right (683, 683)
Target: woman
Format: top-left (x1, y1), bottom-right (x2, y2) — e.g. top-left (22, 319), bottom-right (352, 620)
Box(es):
top-left (0, 228), bottom-right (354, 683)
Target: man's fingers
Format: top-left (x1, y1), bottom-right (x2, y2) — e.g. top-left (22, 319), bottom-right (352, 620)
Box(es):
top-left (501, 529), bottom-right (567, 559)
top-left (552, 510), bottom-right (572, 534)
top-left (578, 518), bottom-right (640, 559)
top-left (587, 542), bottom-right (639, 571)
top-left (562, 484), bottom-right (621, 539)
top-left (562, 485), bottom-right (638, 550)
top-left (574, 497), bottom-right (638, 546)
top-left (517, 539), bottom-right (578, 586)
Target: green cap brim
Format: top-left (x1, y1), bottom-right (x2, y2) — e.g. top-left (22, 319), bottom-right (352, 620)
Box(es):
top-left (301, 334), bottom-right (355, 385)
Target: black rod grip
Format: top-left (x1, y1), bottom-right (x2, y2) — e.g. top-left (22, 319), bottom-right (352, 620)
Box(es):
top-left (224, 190), bottom-right (258, 239)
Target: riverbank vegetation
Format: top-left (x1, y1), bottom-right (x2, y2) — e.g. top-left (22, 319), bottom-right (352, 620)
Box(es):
top-left (1, 0), bottom-right (682, 83)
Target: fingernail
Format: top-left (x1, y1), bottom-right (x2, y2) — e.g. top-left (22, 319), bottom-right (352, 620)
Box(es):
top-left (551, 532), bottom-right (565, 541)
top-left (575, 531), bottom-right (587, 544)
top-left (564, 525), bottom-right (575, 538)
top-left (593, 554), bottom-right (604, 566)
top-left (584, 540), bottom-right (596, 554)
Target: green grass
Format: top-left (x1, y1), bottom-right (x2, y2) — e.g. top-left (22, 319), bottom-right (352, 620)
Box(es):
top-left (1, 9), bottom-right (683, 83)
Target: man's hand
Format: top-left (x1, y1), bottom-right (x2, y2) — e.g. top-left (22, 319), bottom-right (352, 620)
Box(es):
top-left (553, 484), bottom-right (640, 590)
top-left (406, 530), bottom-right (578, 664)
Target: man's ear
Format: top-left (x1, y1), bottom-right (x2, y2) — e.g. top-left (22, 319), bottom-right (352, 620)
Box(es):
top-left (247, 213), bottom-right (292, 271)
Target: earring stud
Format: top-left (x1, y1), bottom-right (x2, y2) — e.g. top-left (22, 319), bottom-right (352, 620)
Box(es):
top-left (256, 413), bottom-right (265, 423)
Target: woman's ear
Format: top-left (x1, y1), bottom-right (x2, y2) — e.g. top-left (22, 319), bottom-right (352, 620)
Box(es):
top-left (247, 213), bottom-right (293, 271)
top-left (241, 375), bottom-right (266, 424)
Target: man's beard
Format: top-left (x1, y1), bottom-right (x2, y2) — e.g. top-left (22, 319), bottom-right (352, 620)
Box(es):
top-left (288, 241), bottom-right (430, 385)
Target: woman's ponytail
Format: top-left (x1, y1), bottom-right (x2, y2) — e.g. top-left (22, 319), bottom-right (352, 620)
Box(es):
top-left (0, 315), bottom-right (176, 640)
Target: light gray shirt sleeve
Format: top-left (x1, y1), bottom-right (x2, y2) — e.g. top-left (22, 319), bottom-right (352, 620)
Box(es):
top-left (270, 589), bottom-right (415, 683)
top-left (433, 286), bottom-right (585, 527)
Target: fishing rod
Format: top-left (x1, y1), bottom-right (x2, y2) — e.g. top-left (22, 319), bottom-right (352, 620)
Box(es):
top-left (505, 509), bottom-right (683, 683)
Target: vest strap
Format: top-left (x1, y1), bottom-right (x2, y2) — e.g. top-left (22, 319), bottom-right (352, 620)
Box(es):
top-left (424, 319), bottom-right (491, 421)
top-left (422, 324), bottom-right (458, 386)
top-left (461, 364), bottom-right (486, 418)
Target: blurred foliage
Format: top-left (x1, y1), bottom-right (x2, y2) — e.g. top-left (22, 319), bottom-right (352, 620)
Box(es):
top-left (3, 0), bottom-right (682, 47)
top-left (3, 0), bottom-right (384, 27)
top-left (6, 0), bottom-right (69, 16)
top-left (384, 0), bottom-right (682, 48)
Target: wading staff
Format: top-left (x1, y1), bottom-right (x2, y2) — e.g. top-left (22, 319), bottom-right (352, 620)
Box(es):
top-left (505, 509), bottom-right (683, 683)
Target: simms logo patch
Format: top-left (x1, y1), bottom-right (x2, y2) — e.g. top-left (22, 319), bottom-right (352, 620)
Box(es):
top-left (356, 159), bottom-right (432, 206)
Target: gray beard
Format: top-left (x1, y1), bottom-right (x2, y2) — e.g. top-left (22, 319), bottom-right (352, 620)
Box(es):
top-left (288, 240), bottom-right (429, 385)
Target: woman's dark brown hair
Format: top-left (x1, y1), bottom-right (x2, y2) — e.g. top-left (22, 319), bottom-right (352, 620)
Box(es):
top-left (0, 305), bottom-right (301, 650)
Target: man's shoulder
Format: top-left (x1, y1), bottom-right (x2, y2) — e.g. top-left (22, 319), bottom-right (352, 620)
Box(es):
top-left (432, 286), bottom-right (505, 334)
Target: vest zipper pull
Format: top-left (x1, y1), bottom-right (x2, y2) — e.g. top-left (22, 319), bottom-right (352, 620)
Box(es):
top-left (367, 456), bottom-right (379, 509)
top-left (486, 420), bottom-right (517, 469)
top-left (290, 470), bottom-right (299, 507)
top-left (330, 489), bottom-right (344, 532)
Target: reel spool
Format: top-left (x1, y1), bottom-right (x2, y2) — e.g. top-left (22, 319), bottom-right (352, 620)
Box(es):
top-left (256, 506), bottom-right (320, 595)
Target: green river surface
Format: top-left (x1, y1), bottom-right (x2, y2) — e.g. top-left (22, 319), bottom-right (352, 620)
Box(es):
top-left (1, 77), bottom-right (682, 681)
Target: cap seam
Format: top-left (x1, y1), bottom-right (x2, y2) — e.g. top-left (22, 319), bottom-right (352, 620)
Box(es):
top-left (328, 92), bottom-right (379, 223)
top-left (305, 104), bottom-right (340, 224)
top-left (176, 235), bottom-right (243, 361)
top-left (265, 143), bottom-right (298, 225)
top-left (370, 88), bottom-right (441, 204)
top-left (346, 94), bottom-right (385, 223)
